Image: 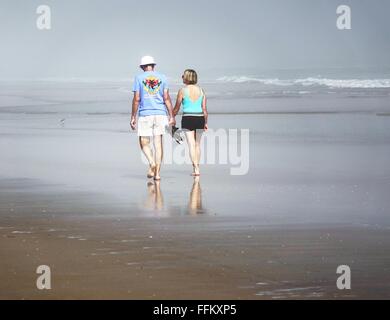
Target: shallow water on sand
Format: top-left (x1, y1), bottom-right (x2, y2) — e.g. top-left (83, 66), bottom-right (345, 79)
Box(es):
top-left (1, 82), bottom-right (390, 299)
top-left (1, 109), bottom-right (390, 227)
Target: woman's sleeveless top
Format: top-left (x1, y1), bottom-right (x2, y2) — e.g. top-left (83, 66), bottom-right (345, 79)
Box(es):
top-left (182, 86), bottom-right (204, 116)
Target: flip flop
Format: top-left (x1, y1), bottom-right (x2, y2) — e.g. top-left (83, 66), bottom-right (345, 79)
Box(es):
top-left (171, 126), bottom-right (184, 144)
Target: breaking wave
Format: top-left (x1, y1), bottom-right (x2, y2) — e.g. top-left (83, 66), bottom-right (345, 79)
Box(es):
top-left (216, 76), bottom-right (390, 89)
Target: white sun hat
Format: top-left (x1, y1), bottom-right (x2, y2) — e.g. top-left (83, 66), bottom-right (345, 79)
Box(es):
top-left (140, 55), bottom-right (156, 66)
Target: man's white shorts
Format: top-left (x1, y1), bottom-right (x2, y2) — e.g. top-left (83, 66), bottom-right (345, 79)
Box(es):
top-left (137, 115), bottom-right (169, 137)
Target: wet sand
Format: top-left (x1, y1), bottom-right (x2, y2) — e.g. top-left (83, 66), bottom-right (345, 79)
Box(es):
top-left (1, 82), bottom-right (390, 299)
top-left (1, 180), bottom-right (390, 300)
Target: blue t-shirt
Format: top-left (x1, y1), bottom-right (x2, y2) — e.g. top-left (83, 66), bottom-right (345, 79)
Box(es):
top-left (132, 71), bottom-right (169, 117)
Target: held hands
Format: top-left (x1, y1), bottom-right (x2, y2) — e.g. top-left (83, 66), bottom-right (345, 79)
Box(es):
top-left (169, 117), bottom-right (176, 127)
top-left (130, 117), bottom-right (136, 130)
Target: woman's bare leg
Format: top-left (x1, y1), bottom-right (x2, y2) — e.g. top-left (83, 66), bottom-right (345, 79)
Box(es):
top-left (188, 176), bottom-right (202, 214)
top-left (185, 131), bottom-right (199, 175)
top-left (139, 136), bottom-right (156, 178)
top-left (194, 129), bottom-right (203, 175)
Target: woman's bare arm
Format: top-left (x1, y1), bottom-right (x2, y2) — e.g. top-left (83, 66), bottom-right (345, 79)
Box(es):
top-left (201, 90), bottom-right (208, 130)
top-left (173, 89), bottom-right (183, 117)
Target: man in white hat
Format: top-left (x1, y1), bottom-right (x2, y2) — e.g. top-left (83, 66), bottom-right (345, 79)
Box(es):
top-left (130, 56), bottom-right (175, 180)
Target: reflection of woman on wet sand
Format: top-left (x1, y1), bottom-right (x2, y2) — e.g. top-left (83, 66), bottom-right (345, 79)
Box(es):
top-left (144, 181), bottom-right (164, 211)
top-left (188, 177), bottom-right (204, 215)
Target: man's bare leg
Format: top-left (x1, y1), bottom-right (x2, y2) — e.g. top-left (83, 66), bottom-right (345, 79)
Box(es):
top-left (154, 180), bottom-right (164, 210)
top-left (139, 136), bottom-right (156, 178)
top-left (153, 135), bottom-right (163, 180)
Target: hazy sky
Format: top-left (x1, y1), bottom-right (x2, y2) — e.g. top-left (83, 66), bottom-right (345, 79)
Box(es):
top-left (1, 0), bottom-right (390, 78)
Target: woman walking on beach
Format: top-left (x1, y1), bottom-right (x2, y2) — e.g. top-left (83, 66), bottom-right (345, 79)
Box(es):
top-left (173, 69), bottom-right (208, 176)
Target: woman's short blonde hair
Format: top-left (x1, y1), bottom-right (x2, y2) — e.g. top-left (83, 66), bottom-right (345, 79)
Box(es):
top-left (183, 69), bottom-right (198, 85)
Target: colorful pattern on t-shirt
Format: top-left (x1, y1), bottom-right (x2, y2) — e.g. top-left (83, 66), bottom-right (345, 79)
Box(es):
top-left (132, 71), bottom-right (168, 117)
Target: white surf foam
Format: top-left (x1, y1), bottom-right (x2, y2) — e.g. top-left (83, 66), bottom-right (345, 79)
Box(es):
top-left (295, 77), bottom-right (390, 89)
top-left (217, 76), bottom-right (390, 89)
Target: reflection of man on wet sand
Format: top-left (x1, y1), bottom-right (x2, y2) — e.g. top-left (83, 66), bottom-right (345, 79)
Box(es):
top-left (144, 181), bottom-right (164, 211)
top-left (143, 178), bottom-right (205, 215)
top-left (188, 177), bottom-right (204, 215)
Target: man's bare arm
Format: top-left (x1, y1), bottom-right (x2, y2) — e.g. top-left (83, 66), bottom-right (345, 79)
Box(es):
top-left (130, 91), bottom-right (140, 130)
top-left (163, 89), bottom-right (176, 126)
